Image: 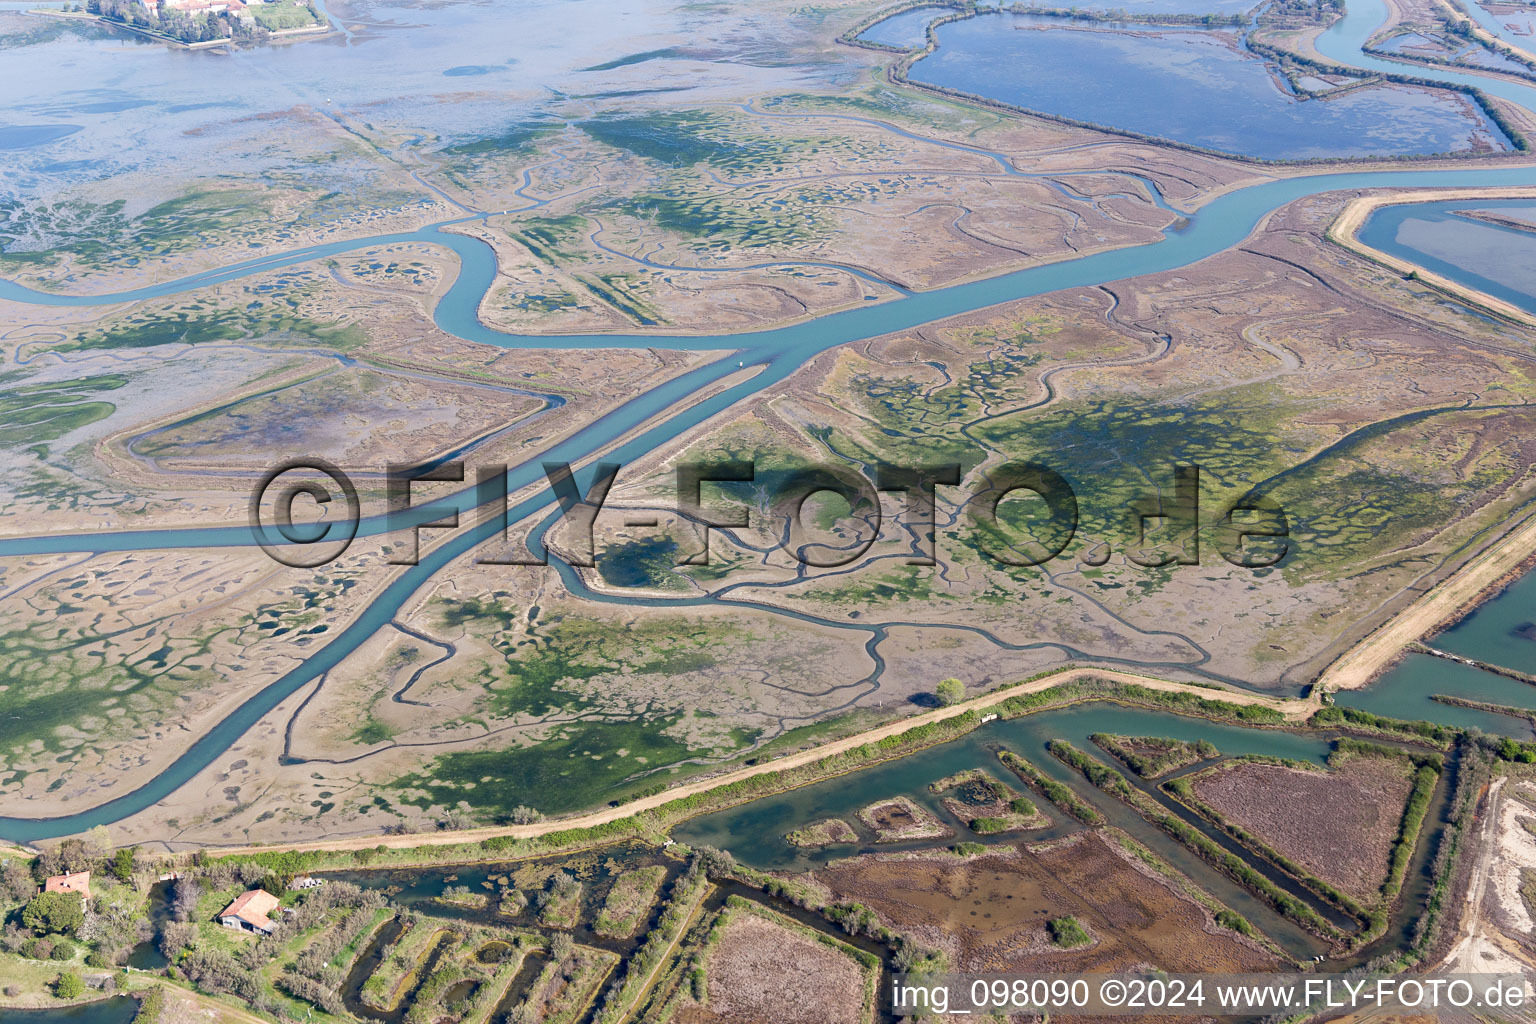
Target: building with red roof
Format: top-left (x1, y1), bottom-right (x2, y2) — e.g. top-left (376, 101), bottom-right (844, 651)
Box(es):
top-left (42, 871), bottom-right (92, 907)
top-left (217, 889), bottom-right (281, 934)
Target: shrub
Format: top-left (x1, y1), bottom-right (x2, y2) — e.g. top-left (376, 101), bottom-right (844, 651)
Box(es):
top-left (1214, 909), bottom-right (1254, 936)
top-left (54, 971), bottom-right (84, 1000)
top-left (180, 948), bottom-right (262, 1000)
top-left (50, 938), bottom-right (75, 960)
top-left (1047, 916), bottom-right (1091, 948)
top-left (695, 846), bottom-right (736, 878)
top-left (157, 921), bottom-right (195, 959)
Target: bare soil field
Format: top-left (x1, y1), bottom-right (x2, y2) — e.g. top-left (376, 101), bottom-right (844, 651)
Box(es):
top-left (811, 831), bottom-right (1278, 973)
top-left (672, 906), bottom-right (873, 1024)
top-left (1188, 756), bottom-right (1415, 902)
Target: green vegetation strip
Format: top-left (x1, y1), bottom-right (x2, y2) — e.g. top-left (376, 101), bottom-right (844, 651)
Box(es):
top-left (1091, 734), bottom-right (1217, 778)
top-left (593, 864), bottom-right (667, 939)
top-left (1309, 706), bottom-right (1456, 749)
top-left (360, 918), bottom-right (446, 1011)
top-left (591, 867), bottom-right (711, 1024)
top-left (1382, 764), bottom-right (1440, 914)
top-left (1429, 693), bottom-right (1536, 727)
top-left (459, 944), bottom-right (531, 1024)
top-left (997, 750), bottom-right (1104, 825)
top-left (132, 986), bottom-right (167, 1024)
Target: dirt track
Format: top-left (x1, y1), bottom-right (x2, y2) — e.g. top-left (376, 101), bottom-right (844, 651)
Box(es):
top-left (208, 667), bottom-right (1309, 859)
top-left (1327, 188), bottom-right (1536, 330)
top-left (1316, 511), bottom-right (1536, 692)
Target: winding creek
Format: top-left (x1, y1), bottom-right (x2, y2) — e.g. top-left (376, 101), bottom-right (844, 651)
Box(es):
top-left (0, 0), bottom-right (1535, 849)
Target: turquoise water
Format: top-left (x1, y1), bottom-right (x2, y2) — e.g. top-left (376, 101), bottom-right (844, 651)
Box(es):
top-left (1431, 569), bottom-right (1536, 670)
top-left (1339, 654), bottom-right (1536, 736)
top-left (674, 703), bottom-right (1333, 871)
top-left (1316, 0), bottom-right (1536, 112)
top-left (0, 1000), bottom-right (137, 1024)
top-left (1342, 568), bottom-right (1536, 735)
top-left (3, 160), bottom-right (1536, 841)
top-left (909, 14), bottom-right (1508, 159)
top-left (1358, 199), bottom-right (1536, 314)
top-left (2, 0), bottom-right (1536, 840)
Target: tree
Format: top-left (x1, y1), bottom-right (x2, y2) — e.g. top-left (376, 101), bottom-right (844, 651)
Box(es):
top-left (156, 921), bottom-right (194, 960)
top-left (22, 892), bottom-right (85, 936)
top-left (35, 838), bottom-right (93, 880)
top-left (84, 826), bottom-right (111, 861)
top-left (694, 845), bottom-right (735, 878)
top-left (935, 677), bottom-right (965, 706)
top-left (53, 971), bottom-right (84, 1000)
top-left (170, 876), bottom-right (200, 922)
top-left (109, 847), bottom-right (136, 884)
top-left (0, 859), bottom-right (35, 904)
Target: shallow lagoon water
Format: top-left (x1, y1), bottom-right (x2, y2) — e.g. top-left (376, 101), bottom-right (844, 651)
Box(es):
top-left (0, 0), bottom-right (808, 196)
top-left (674, 702), bottom-right (1334, 872)
top-left (1339, 654), bottom-right (1536, 736)
top-left (0, 124), bottom-right (81, 150)
top-left (910, 13), bottom-right (1506, 159)
top-left (1358, 199), bottom-right (1536, 314)
top-left (856, 6), bottom-right (946, 47)
top-left (1429, 567), bottom-right (1536, 670)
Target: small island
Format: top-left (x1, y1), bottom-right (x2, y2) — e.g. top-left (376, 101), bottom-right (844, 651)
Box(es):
top-left (38, 0), bottom-right (326, 48)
